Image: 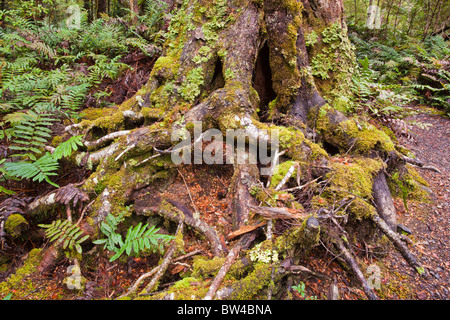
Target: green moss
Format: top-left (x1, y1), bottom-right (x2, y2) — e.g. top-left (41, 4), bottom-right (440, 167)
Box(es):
top-left (315, 105), bottom-right (395, 154)
top-left (139, 276), bottom-right (210, 300)
top-left (308, 22), bottom-right (357, 103)
top-left (80, 107), bottom-right (117, 121)
top-left (275, 216), bottom-right (320, 256)
top-left (305, 30), bottom-right (318, 47)
top-left (321, 157), bottom-right (384, 219)
top-left (4, 214), bottom-right (28, 239)
top-left (270, 160), bottom-right (297, 188)
top-left (228, 262), bottom-right (273, 299)
top-left (151, 56), bottom-right (180, 79)
top-left (387, 165), bottom-right (430, 202)
top-left (277, 126), bottom-right (328, 161)
top-left (0, 248), bottom-right (44, 299)
top-left (180, 67), bottom-right (205, 103)
top-left (192, 256), bottom-right (246, 280)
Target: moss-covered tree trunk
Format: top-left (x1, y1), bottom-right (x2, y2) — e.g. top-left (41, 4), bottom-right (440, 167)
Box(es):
top-left (9, 0), bottom-right (427, 300)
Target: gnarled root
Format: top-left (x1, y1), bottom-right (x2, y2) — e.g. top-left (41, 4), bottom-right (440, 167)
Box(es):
top-left (136, 200), bottom-right (227, 257)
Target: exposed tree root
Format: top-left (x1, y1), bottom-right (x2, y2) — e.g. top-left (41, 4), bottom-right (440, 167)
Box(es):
top-left (136, 201), bottom-right (227, 256)
top-left (371, 214), bottom-right (424, 275)
top-left (372, 171), bottom-right (397, 231)
top-left (203, 245), bottom-right (242, 300)
top-left (142, 220), bottom-right (184, 295)
top-left (335, 238), bottom-right (379, 300)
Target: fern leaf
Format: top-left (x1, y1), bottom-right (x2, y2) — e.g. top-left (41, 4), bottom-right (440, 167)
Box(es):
top-left (52, 135), bottom-right (84, 160)
top-left (3, 152), bottom-right (59, 187)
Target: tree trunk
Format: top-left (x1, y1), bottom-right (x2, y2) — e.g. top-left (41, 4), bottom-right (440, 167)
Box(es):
top-left (97, 0), bottom-right (108, 18)
top-left (24, 0), bottom-right (410, 300)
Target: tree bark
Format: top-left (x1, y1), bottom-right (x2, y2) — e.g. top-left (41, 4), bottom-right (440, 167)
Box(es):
top-left (372, 171), bottom-right (397, 230)
top-left (16, 0), bottom-right (413, 300)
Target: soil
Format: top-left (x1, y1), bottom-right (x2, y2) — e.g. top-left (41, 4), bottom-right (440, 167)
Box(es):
top-left (381, 107), bottom-right (449, 300)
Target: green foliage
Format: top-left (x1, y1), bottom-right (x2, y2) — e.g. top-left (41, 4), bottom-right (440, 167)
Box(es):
top-left (291, 282), bottom-right (318, 300)
top-left (349, 33), bottom-right (449, 117)
top-left (4, 110), bottom-right (55, 160)
top-left (52, 135), bottom-right (84, 160)
top-left (93, 212), bottom-right (175, 262)
top-left (3, 152), bottom-right (59, 187)
top-left (1, 134), bottom-right (83, 189)
top-left (38, 219), bottom-right (90, 254)
top-left (0, 4), bottom-right (165, 191)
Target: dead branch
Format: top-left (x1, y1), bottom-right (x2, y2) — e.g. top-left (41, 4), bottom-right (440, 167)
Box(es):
top-left (137, 202), bottom-right (227, 256)
top-left (371, 214), bottom-right (424, 275)
top-left (143, 220), bottom-right (184, 294)
top-left (335, 238), bottom-right (378, 300)
top-left (401, 155), bottom-right (442, 174)
top-left (248, 204), bottom-right (308, 220)
top-left (203, 245), bottom-right (242, 300)
top-left (372, 172), bottom-right (397, 231)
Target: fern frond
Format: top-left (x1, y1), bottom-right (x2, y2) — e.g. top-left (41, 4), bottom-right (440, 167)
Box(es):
top-left (6, 110), bottom-right (55, 160)
top-left (93, 212), bottom-right (175, 262)
top-left (3, 152), bottom-right (59, 187)
top-left (39, 219), bottom-right (89, 253)
top-left (52, 135), bottom-right (84, 160)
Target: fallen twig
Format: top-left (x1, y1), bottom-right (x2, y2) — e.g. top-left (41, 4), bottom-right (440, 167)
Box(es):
top-left (248, 204), bottom-right (308, 220)
top-left (203, 245), bottom-right (242, 300)
top-left (143, 220), bottom-right (184, 294)
top-left (335, 238), bottom-right (378, 300)
top-left (371, 214), bottom-right (424, 275)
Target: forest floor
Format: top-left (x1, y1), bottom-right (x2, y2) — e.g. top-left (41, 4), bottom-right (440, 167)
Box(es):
top-left (299, 105), bottom-right (450, 300)
top-left (380, 106), bottom-right (449, 299)
top-left (1, 105), bottom-right (448, 301)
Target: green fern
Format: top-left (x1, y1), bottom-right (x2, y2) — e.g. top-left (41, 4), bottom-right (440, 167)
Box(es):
top-left (93, 212), bottom-right (175, 262)
top-left (52, 135), bottom-right (84, 160)
top-left (38, 219), bottom-right (89, 254)
top-left (3, 152), bottom-right (59, 187)
top-left (5, 110), bottom-right (55, 160)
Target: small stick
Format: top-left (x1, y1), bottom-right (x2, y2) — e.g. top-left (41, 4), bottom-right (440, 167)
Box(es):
top-left (335, 238), bottom-right (378, 300)
top-left (177, 168), bottom-right (199, 218)
top-left (203, 245), bottom-right (242, 300)
top-left (371, 214), bottom-right (424, 274)
top-left (275, 163), bottom-right (297, 191)
top-left (115, 143), bottom-right (136, 161)
top-left (143, 221), bottom-right (184, 294)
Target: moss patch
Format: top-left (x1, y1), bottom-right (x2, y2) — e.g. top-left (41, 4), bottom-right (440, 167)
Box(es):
top-left (4, 214), bottom-right (28, 239)
top-left (318, 157), bottom-right (384, 219)
top-left (0, 249), bottom-right (47, 299)
top-left (316, 104), bottom-right (395, 154)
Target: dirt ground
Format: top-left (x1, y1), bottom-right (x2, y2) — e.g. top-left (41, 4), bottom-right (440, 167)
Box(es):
top-left (380, 107), bottom-right (449, 299)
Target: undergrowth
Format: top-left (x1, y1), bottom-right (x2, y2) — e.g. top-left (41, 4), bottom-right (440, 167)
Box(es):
top-left (349, 32), bottom-right (449, 118)
top-left (0, 3), bottom-right (166, 194)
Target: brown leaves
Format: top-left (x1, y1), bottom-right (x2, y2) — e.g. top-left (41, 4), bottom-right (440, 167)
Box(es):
top-left (54, 184), bottom-right (89, 208)
top-left (0, 196), bottom-right (29, 218)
